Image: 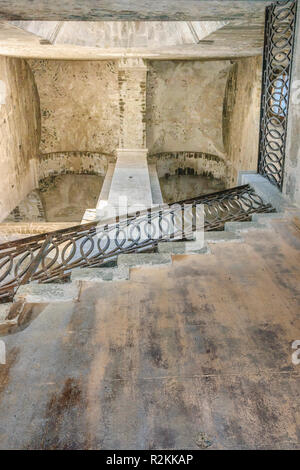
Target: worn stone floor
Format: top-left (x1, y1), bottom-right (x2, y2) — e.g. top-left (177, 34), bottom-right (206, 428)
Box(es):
top-left (0, 217), bottom-right (299, 449)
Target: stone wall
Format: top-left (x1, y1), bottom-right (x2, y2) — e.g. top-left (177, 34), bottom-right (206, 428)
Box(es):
top-left (146, 60), bottom-right (232, 158)
top-left (39, 151), bottom-right (111, 180)
top-left (28, 59), bottom-right (119, 154)
top-left (0, 56), bottom-right (40, 221)
top-left (223, 56), bottom-right (262, 186)
top-left (149, 151), bottom-right (228, 181)
top-left (10, 57), bottom-right (263, 201)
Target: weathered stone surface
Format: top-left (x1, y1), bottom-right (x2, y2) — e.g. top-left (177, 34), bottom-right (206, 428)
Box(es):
top-left (28, 59), bottom-right (119, 154)
top-left (204, 231), bottom-right (242, 242)
top-left (118, 253), bottom-right (172, 267)
top-left (4, 190), bottom-right (45, 223)
top-left (146, 60), bottom-right (232, 157)
top-left (39, 174), bottom-right (104, 222)
top-left (15, 283), bottom-right (79, 303)
top-left (0, 56), bottom-right (40, 221)
top-left (223, 56), bottom-right (262, 186)
top-left (158, 240), bottom-right (208, 254)
top-left (0, 214), bottom-right (299, 449)
top-left (151, 151), bottom-right (228, 181)
top-left (118, 58), bottom-right (147, 150)
top-left (108, 149), bottom-right (153, 213)
top-left (239, 172), bottom-right (294, 212)
top-left (39, 152), bottom-right (110, 180)
top-left (225, 221), bottom-right (265, 232)
top-left (12, 21), bottom-right (226, 48)
top-left (0, 1), bottom-right (273, 21)
top-left (159, 174), bottom-right (225, 204)
top-left (71, 266), bottom-right (129, 282)
top-left (0, 303), bottom-right (11, 322)
top-left (0, 222), bottom-right (74, 235)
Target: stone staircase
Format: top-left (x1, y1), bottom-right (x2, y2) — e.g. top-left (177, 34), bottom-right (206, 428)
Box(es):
top-left (0, 210), bottom-right (288, 336)
top-left (1, 173), bottom-right (297, 335)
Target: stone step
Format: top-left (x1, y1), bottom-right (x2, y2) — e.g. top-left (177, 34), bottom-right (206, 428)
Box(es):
top-left (71, 265), bottom-right (129, 282)
top-left (158, 240), bottom-right (209, 254)
top-left (204, 231), bottom-right (242, 243)
top-left (224, 221), bottom-right (266, 232)
top-left (118, 252), bottom-right (172, 268)
top-left (15, 282), bottom-right (80, 303)
top-left (2, 217), bottom-right (281, 306)
top-left (251, 212), bottom-right (285, 222)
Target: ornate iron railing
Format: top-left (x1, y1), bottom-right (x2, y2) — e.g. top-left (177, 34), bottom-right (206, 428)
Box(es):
top-left (258, 0), bottom-right (297, 189)
top-left (0, 185), bottom-right (275, 303)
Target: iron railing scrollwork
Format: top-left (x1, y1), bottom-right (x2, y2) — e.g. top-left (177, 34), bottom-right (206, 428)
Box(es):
top-left (258, 0), bottom-right (297, 189)
top-left (0, 185), bottom-right (275, 303)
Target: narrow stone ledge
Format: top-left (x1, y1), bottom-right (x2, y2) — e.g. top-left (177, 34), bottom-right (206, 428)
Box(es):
top-left (251, 212), bottom-right (285, 222)
top-left (15, 283), bottom-right (79, 303)
top-left (71, 266), bottom-right (129, 282)
top-left (158, 240), bottom-right (209, 254)
top-left (224, 221), bottom-right (266, 232)
top-left (158, 241), bottom-right (188, 254)
top-left (118, 253), bottom-right (172, 268)
top-left (204, 231), bottom-right (242, 243)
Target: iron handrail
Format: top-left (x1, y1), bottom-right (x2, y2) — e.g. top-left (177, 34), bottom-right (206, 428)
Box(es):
top-left (0, 185), bottom-right (275, 303)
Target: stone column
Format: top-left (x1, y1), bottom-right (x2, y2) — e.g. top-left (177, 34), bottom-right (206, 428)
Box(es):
top-left (108, 58), bottom-right (153, 215)
top-left (283, 4), bottom-right (300, 207)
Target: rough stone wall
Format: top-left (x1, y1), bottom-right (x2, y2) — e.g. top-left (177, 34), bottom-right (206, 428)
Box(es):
top-left (0, 56), bottom-right (40, 221)
top-left (223, 56), bottom-right (262, 186)
top-left (39, 151), bottom-right (111, 180)
top-left (146, 60), bottom-right (232, 158)
top-left (28, 60), bottom-right (119, 154)
top-left (149, 151), bottom-right (228, 181)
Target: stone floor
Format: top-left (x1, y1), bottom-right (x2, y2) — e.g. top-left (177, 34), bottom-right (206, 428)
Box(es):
top-left (0, 216), bottom-right (299, 449)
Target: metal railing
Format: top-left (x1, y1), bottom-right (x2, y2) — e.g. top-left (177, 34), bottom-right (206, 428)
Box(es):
top-left (0, 185), bottom-right (275, 303)
top-left (258, 0), bottom-right (297, 189)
